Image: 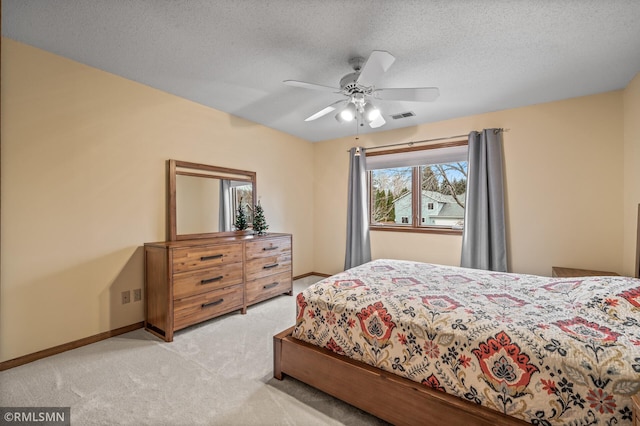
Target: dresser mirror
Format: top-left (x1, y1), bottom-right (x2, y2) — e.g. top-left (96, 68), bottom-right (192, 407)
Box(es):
top-left (168, 159), bottom-right (256, 241)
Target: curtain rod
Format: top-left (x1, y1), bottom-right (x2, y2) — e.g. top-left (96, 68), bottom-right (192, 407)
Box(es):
top-left (347, 128), bottom-right (508, 152)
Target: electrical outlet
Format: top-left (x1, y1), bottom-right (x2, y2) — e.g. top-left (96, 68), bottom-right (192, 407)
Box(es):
top-left (133, 289), bottom-right (142, 302)
top-left (121, 290), bottom-right (131, 304)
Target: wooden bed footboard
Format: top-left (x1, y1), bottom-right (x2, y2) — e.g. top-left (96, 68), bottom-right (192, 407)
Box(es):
top-left (274, 326), bottom-right (528, 426)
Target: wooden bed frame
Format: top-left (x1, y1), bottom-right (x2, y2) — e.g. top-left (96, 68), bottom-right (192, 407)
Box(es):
top-left (274, 326), bottom-right (528, 426)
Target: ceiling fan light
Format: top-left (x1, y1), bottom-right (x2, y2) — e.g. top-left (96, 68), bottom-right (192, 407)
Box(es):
top-left (363, 103), bottom-right (381, 122)
top-left (339, 103), bottom-right (356, 122)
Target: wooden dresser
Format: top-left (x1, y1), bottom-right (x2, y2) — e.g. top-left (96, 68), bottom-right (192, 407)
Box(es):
top-left (144, 233), bottom-right (292, 342)
top-left (633, 394), bottom-right (640, 426)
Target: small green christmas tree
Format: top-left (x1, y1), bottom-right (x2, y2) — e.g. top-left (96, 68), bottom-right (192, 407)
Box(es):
top-left (253, 201), bottom-right (269, 235)
top-left (234, 203), bottom-right (248, 231)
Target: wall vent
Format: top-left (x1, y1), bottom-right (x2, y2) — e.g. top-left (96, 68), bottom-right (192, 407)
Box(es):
top-left (390, 111), bottom-right (416, 120)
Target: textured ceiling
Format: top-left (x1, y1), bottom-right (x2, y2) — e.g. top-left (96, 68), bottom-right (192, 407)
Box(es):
top-left (3, 1), bottom-right (640, 142)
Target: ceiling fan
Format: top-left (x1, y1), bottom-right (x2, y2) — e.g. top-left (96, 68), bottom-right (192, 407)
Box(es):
top-left (284, 50), bottom-right (439, 129)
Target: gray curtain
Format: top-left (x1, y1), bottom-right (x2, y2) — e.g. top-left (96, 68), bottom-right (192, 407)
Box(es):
top-left (344, 147), bottom-right (371, 270)
top-left (461, 129), bottom-right (507, 271)
top-left (219, 179), bottom-right (232, 232)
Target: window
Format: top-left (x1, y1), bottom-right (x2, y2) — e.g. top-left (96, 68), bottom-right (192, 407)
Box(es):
top-left (367, 141), bottom-right (468, 234)
top-left (232, 184), bottom-right (254, 225)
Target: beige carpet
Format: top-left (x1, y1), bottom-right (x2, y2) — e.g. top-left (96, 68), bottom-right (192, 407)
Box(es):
top-left (0, 277), bottom-right (389, 425)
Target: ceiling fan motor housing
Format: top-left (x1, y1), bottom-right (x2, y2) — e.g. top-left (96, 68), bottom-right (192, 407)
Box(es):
top-left (340, 72), bottom-right (361, 94)
top-left (340, 72), bottom-right (374, 96)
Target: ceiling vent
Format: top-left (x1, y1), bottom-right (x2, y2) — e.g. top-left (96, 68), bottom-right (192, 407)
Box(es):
top-left (390, 111), bottom-right (415, 120)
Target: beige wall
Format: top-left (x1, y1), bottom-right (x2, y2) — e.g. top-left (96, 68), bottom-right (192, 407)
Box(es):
top-left (0, 39), bottom-right (315, 362)
top-left (2, 37), bottom-right (636, 364)
top-left (623, 72), bottom-right (640, 277)
top-left (313, 91), bottom-right (625, 276)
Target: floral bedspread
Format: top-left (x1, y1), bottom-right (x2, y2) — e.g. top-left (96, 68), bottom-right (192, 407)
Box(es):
top-left (292, 259), bottom-right (640, 425)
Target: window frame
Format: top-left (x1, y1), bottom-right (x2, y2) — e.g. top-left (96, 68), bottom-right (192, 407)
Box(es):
top-left (367, 140), bottom-right (468, 235)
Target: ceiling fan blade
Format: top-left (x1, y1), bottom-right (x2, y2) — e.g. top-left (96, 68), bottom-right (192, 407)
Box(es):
top-left (356, 50), bottom-right (395, 87)
top-left (373, 87), bottom-right (440, 102)
top-left (283, 80), bottom-right (341, 93)
top-left (368, 114), bottom-right (386, 129)
top-left (304, 100), bottom-right (347, 121)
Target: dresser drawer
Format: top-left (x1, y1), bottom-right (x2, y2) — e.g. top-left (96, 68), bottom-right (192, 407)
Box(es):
top-left (173, 262), bottom-right (243, 299)
top-left (246, 271), bottom-right (292, 305)
top-left (172, 243), bottom-right (242, 273)
top-left (245, 236), bottom-right (291, 260)
top-left (246, 254), bottom-right (292, 281)
top-left (173, 285), bottom-right (243, 331)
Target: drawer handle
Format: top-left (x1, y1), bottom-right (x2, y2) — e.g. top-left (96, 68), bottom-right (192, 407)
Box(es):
top-left (201, 254), bottom-right (223, 261)
top-left (262, 246), bottom-right (278, 251)
top-left (263, 282), bottom-right (279, 289)
top-left (202, 299), bottom-right (224, 308)
top-left (263, 263), bottom-right (279, 269)
top-left (201, 275), bottom-right (224, 285)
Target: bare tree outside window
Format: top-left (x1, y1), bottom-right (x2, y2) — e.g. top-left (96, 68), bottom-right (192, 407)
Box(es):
top-left (424, 163), bottom-right (467, 208)
top-left (370, 167), bottom-right (411, 224)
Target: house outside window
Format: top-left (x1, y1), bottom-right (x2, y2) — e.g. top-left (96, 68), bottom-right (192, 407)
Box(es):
top-left (368, 141), bottom-right (468, 234)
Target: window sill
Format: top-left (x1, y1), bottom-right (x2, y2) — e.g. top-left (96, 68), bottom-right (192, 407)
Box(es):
top-left (369, 225), bottom-right (463, 235)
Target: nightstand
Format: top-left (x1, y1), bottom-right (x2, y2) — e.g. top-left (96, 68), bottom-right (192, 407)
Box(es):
top-left (632, 394), bottom-right (639, 426)
top-left (551, 266), bottom-right (619, 278)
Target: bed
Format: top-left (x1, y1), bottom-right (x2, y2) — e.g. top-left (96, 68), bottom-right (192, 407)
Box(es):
top-left (273, 259), bottom-right (640, 425)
